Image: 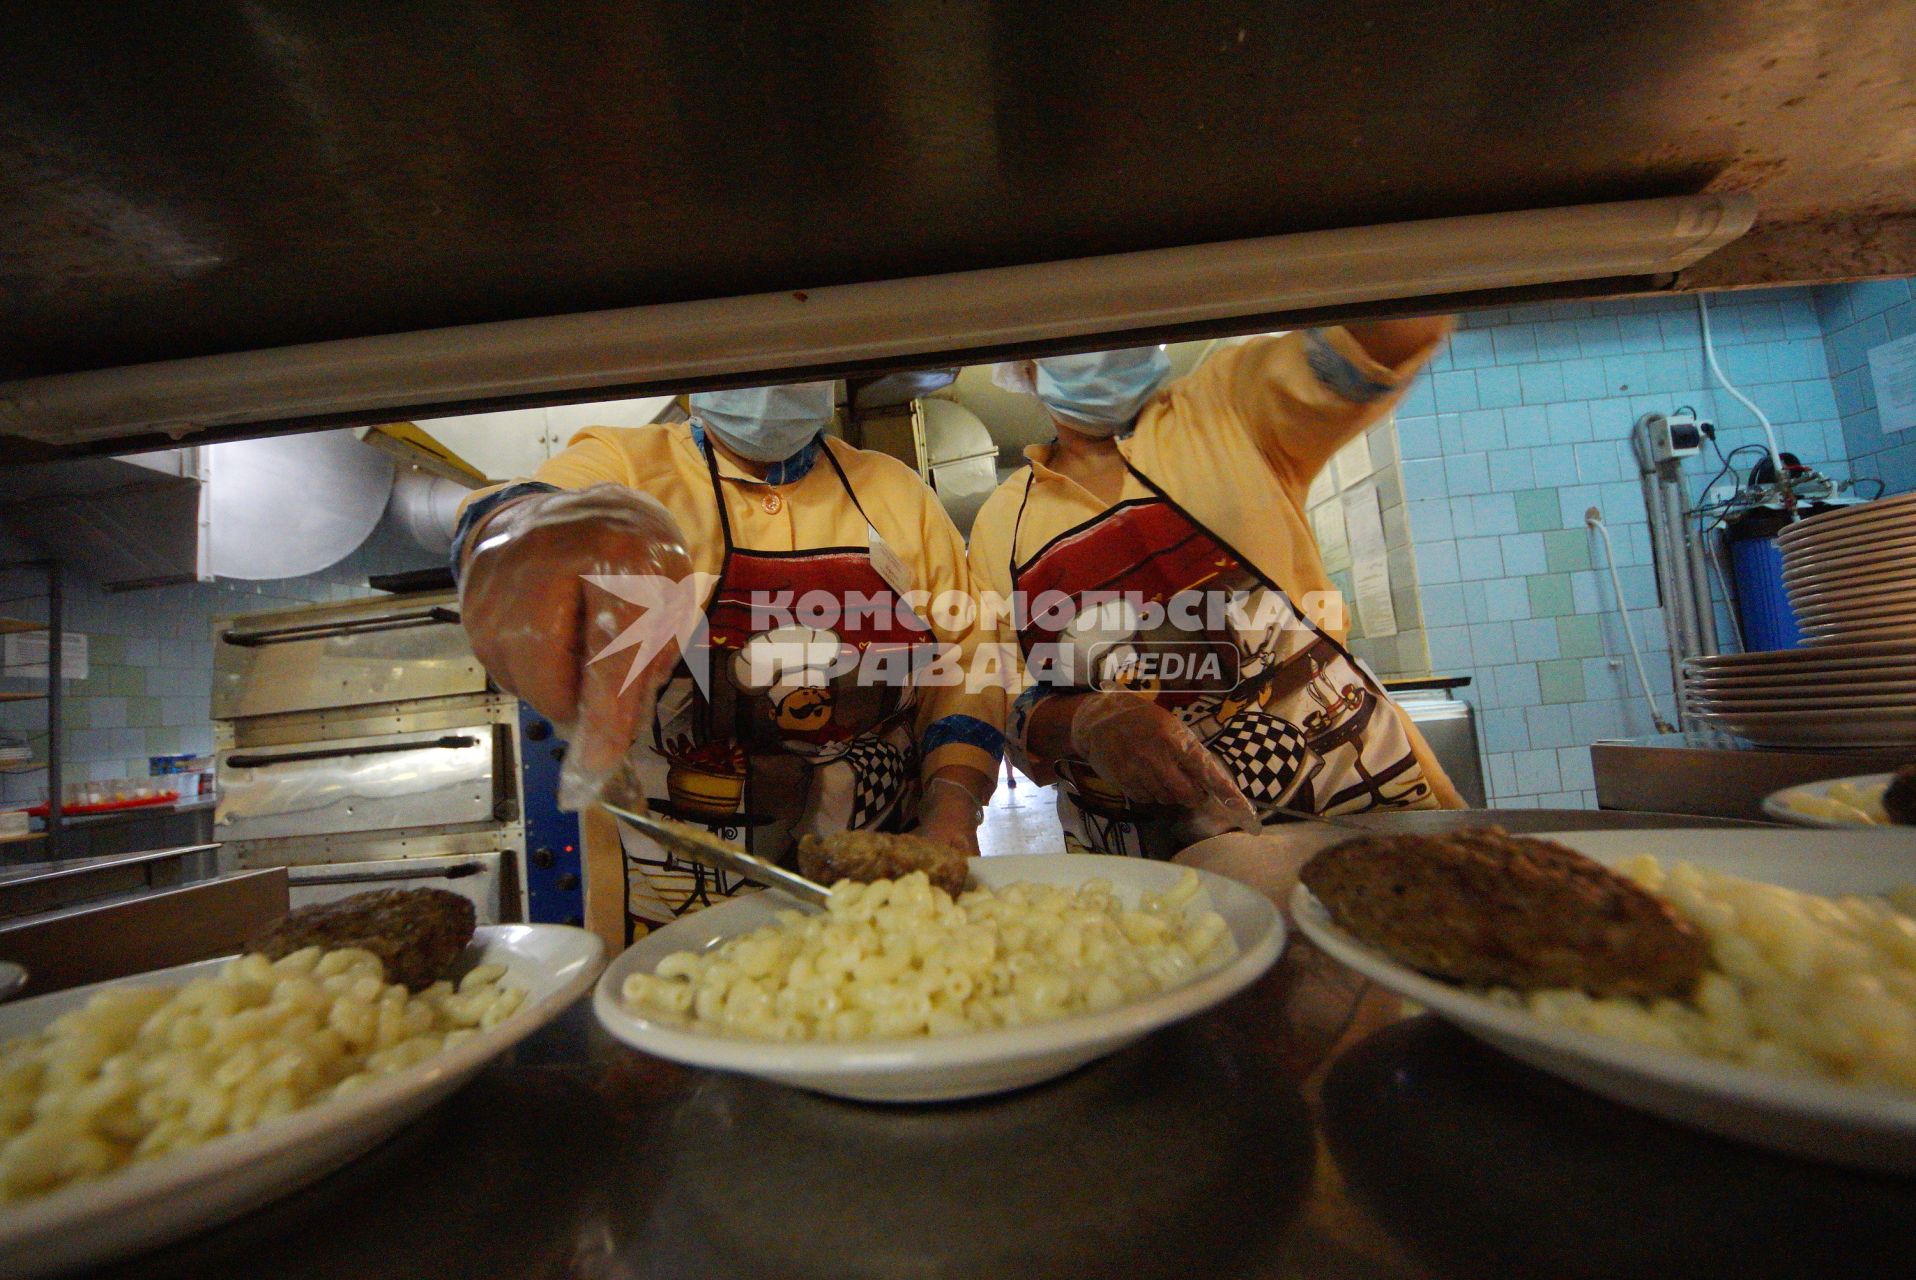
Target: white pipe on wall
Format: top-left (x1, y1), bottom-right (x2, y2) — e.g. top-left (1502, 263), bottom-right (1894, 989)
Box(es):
top-left (0, 194), bottom-right (1755, 447)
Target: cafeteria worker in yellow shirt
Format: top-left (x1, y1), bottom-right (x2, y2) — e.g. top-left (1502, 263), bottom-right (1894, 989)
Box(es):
top-left (456, 384), bottom-right (1004, 941)
top-left (967, 320), bottom-right (1463, 863)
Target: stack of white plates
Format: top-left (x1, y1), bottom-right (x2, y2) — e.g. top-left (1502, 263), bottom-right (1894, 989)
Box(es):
top-left (1684, 639), bottom-right (1916, 747)
top-left (1777, 492), bottom-right (1916, 645)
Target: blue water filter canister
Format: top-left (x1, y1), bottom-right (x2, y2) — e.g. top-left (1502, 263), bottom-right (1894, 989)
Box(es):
top-left (1725, 510), bottom-right (1802, 651)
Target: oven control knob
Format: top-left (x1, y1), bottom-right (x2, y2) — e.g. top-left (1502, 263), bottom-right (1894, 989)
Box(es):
top-left (532, 847), bottom-right (555, 869)
top-left (559, 872), bottom-right (580, 891)
top-left (525, 719), bottom-right (552, 742)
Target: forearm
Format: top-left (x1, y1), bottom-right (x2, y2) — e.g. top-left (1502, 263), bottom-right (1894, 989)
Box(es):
top-left (1342, 316), bottom-right (1455, 369)
top-left (1016, 690), bottom-right (1094, 778)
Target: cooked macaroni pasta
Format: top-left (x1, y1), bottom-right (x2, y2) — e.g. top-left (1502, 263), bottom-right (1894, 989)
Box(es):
top-left (0, 947), bottom-right (522, 1203)
top-left (622, 869), bottom-right (1234, 1041)
top-left (1785, 779), bottom-right (1893, 826)
top-left (1499, 856), bottom-right (1916, 1094)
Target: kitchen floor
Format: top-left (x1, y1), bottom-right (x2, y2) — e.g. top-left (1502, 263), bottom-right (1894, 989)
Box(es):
top-left (979, 764), bottom-right (1066, 857)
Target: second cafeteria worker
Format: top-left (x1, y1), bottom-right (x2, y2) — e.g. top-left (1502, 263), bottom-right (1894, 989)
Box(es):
top-left (967, 319), bottom-right (1464, 859)
top-left (455, 384), bottom-right (1004, 942)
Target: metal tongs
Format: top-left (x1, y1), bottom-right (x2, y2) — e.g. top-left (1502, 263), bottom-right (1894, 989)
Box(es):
top-left (600, 801), bottom-right (832, 909)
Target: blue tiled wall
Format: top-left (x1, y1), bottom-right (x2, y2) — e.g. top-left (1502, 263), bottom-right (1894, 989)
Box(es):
top-left (1814, 279), bottom-right (1916, 495)
top-left (1396, 289), bottom-right (1850, 809)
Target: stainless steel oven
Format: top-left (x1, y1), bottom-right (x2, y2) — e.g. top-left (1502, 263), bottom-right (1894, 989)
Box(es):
top-left (213, 591), bottom-right (526, 922)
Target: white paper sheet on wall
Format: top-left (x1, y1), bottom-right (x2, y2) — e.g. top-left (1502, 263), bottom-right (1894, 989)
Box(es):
top-left (1310, 501), bottom-right (1350, 568)
top-left (1340, 482), bottom-right (1398, 638)
top-left (1867, 332), bottom-right (1916, 434)
top-left (1331, 437), bottom-right (1374, 490)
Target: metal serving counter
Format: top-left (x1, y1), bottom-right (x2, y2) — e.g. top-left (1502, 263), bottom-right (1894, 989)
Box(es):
top-left (1592, 731), bottom-right (1912, 821)
top-left (66, 812), bottom-right (1913, 1280)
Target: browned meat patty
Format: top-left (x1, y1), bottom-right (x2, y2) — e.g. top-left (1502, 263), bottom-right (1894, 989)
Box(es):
top-left (1300, 828), bottom-right (1709, 999)
top-left (248, 888), bottom-right (477, 991)
top-left (796, 830), bottom-right (969, 899)
top-left (1884, 764), bottom-right (1916, 826)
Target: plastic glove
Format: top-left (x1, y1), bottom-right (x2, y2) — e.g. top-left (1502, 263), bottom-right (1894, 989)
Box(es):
top-left (459, 484), bottom-right (694, 811)
top-left (915, 774), bottom-right (984, 859)
top-left (1068, 692), bottom-right (1258, 838)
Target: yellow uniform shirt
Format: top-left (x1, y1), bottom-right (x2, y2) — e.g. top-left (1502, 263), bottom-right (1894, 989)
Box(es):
top-left (968, 325), bottom-right (1464, 810)
top-left (500, 421), bottom-right (1005, 783)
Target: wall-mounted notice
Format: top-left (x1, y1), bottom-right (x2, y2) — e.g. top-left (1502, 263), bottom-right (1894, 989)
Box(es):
top-left (1868, 331), bottom-right (1916, 435)
top-left (1340, 482), bottom-right (1398, 638)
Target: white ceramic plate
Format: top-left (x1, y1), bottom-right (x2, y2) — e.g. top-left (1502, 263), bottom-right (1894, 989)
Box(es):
top-left (1763, 774), bottom-right (1904, 828)
top-left (1781, 553), bottom-right (1916, 594)
top-left (593, 855), bottom-right (1284, 1103)
top-left (1693, 707), bottom-right (1916, 747)
top-left (1803, 622), bottom-right (1916, 647)
top-left (1775, 491), bottom-right (1916, 548)
top-left (1780, 525), bottom-right (1916, 565)
top-left (1686, 638), bottom-right (1916, 674)
top-left (0, 924), bottom-right (604, 1279)
top-left (1686, 691), bottom-right (1916, 713)
top-left (1684, 673), bottom-right (1916, 697)
top-left (1292, 828), bottom-right (1916, 1171)
top-left (1790, 584), bottom-right (1916, 616)
top-left (1786, 575), bottom-right (1916, 609)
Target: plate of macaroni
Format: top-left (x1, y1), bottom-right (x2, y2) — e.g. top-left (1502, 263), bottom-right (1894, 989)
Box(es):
top-left (0, 923), bottom-right (603, 1278)
top-left (1292, 828), bottom-right (1916, 1172)
top-left (1763, 773), bottom-right (1910, 828)
top-left (594, 855), bottom-right (1284, 1102)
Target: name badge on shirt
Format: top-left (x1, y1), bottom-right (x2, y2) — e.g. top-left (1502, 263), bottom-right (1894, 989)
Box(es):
top-left (867, 523), bottom-right (915, 598)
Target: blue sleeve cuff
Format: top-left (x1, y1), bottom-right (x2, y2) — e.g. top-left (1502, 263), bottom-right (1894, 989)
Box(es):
top-left (1305, 329), bottom-right (1395, 404)
top-left (920, 714), bottom-right (1004, 763)
top-left (448, 481), bottom-right (561, 583)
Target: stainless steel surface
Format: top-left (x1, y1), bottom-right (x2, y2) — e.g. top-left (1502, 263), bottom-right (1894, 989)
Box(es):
top-left (203, 431), bottom-right (396, 580)
top-left (0, 961), bottom-right (23, 1002)
top-left (1336, 806), bottom-right (1770, 835)
top-left (1393, 687), bottom-right (1488, 808)
top-left (0, 868), bottom-right (288, 997)
top-left (0, 454), bottom-right (205, 591)
top-left (1261, 805), bottom-right (1370, 832)
top-left (212, 592), bottom-right (483, 720)
top-left (217, 724), bottom-right (500, 842)
top-left (1592, 732), bottom-right (1915, 821)
top-left (0, 844), bottom-right (226, 920)
top-left (603, 803), bottom-right (831, 909)
top-left (287, 851), bottom-right (505, 924)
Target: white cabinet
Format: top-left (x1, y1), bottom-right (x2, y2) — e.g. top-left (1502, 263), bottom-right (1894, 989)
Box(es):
top-left (414, 396), bottom-right (677, 482)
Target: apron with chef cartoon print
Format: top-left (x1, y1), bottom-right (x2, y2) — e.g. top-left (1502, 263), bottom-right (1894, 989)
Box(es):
top-left (615, 441), bottom-right (940, 936)
top-left (1009, 457), bottom-right (1436, 858)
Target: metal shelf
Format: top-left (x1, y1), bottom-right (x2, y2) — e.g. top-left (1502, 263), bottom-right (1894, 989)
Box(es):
top-left (0, 618), bottom-right (45, 636)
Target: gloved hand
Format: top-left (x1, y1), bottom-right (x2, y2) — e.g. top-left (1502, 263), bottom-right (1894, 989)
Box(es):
top-left (459, 484), bottom-right (694, 811)
top-left (915, 774), bottom-right (985, 859)
top-left (1068, 692), bottom-right (1258, 839)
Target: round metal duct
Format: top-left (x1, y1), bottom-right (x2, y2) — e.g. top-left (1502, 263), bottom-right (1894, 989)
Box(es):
top-left (205, 430), bottom-right (395, 579)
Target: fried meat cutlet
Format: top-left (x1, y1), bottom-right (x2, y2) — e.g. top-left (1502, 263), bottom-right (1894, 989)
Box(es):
top-left (1300, 828), bottom-right (1708, 999)
top-left (1883, 764), bottom-right (1916, 826)
top-left (248, 888), bottom-right (477, 991)
top-left (796, 830), bottom-right (969, 899)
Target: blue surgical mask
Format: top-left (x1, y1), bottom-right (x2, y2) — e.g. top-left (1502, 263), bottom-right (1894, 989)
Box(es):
top-left (690, 382), bottom-right (835, 462)
top-left (1034, 347), bottom-right (1171, 435)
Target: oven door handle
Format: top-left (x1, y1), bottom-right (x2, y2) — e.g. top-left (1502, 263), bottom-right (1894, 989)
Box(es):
top-left (226, 735), bottom-right (481, 769)
top-left (220, 607), bottom-right (461, 648)
top-left (291, 861), bottom-right (486, 887)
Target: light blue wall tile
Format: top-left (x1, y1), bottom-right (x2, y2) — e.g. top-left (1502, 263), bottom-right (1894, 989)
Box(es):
top-left (1512, 617), bottom-right (1559, 661)
top-left (1460, 409), bottom-right (1506, 452)
top-left (1530, 445), bottom-right (1579, 487)
top-left (1444, 452), bottom-right (1491, 493)
top-left (1448, 329), bottom-right (1496, 368)
top-left (1846, 278), bottom-right (1911, 320)
top-left (1491, 325), bottom-right (1538, 365)
top-left (1616, 312), bottom-right (1665, 353)
top-left (1531, 319), bottom-right (1581, 361)
top-left (1475, 365), bottom-right (1524, 408)
top-left (1557, 746), bottom-right (1597, 791)
top-left (1481, 707), bottom-right (1528, 755)
top-left (1403, 457), bottom-right (1449, 501)
top-left (1488, 752), bottom-right (1519, 798)
top-left (1574, 441), bottom-right (1625, 483)
top-left (1469, 493), bottom-right (1519, 535)
top-left (1471, 621), bottom-right (1516, 666)
top-left (1483, 577), bottom-right (1531, 622)
top-left (1398, 415), bottom-right (1442, 459)
top-left (1493, 663), bottom-right (1542, 707)
top-left (1432, 369), bottom-right (1481, 413)
top-left (1500, 532), bottom-right (1547, 576)
top-left (1519, 363), bottom-right (1565, 405)
top-left (1502, 404), bottom-right (1550, 446)
top-left (1545, 401), bottom-right (1593, 444)
top-left (1407, 497), bottom-right (1453, 541)
top-left (1525, 704), bottom-right (1575, 750)
top-left (1489, 449), bottom-right (1535, 491)
top-left (1602, 353), bottom-right (1649, 394)
top-left (1559, 357), bottom-right (1608, 401)
top-left (1426, 626), bottom-right (1474, 670)
top-left (1419, 539), bottom-right (1460, 583)
top-left (1456, 535), bottom-right (1504, 580)
top-left (1513, 748), bottom-right (1562, 794)
top-left (1421, 582), bottom-right (1469, 627)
